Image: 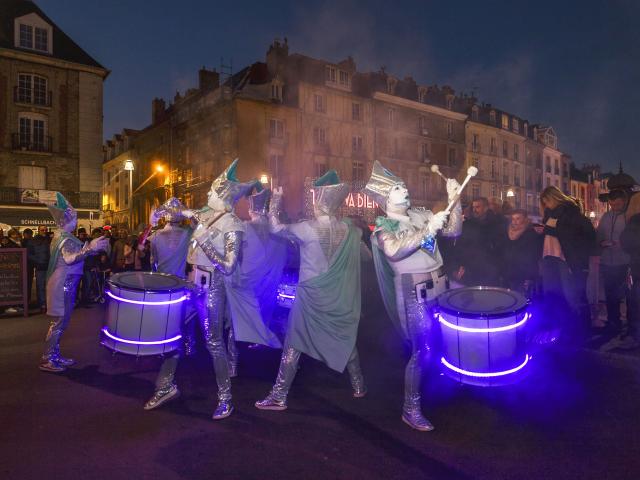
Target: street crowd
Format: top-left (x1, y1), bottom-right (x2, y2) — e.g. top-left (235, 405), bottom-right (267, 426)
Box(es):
top-left (1, 185), bottom-right (639, 352)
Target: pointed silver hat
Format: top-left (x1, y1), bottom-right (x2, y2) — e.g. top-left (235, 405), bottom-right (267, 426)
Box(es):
top-left (154, 197), bottom-right (187, 223)
top-left (248, 183), bottom-right (271, 216)
top-left (313, 169), bottom-right (349, 216)
top-left (363, 160), bottom-right (406, 211)
top-left (209, 158), bottom-right (256, 210)
top-left (47, 192), bottom-right (77, 232)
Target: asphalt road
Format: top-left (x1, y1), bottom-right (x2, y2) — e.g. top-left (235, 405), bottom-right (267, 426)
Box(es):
top-left (1, 296), bottom-right (639, 480)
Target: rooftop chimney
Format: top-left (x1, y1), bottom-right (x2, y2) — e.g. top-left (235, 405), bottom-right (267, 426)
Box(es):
top-left (199, 67), bottom-right (219, 92)
top-left (152, 98), bottom-right (166, 125)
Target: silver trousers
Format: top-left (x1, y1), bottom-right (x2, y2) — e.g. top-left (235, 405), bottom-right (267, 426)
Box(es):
top-left (399, 272), bottom-right (443, 409)
top-left (269, 340), bottom-right (365, 402)
top-left (155, 271), bottom-right (231, 402)
top-left (42, 275), bottom-right (81, 362)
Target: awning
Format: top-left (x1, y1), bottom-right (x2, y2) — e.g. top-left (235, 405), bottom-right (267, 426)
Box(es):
top-left (0, 207), bottom-right (99, 228)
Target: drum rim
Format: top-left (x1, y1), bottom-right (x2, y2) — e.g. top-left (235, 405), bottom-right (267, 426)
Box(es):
top-left (107, 271), bottom-right (187, 293)
top-left (435, 286), bottom-right (529, 318)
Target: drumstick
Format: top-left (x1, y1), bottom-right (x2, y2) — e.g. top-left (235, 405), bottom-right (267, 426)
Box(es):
top-left (444, 166), bottom-right (478, 215)
top-left (430, 164), bottom-right (447, 182)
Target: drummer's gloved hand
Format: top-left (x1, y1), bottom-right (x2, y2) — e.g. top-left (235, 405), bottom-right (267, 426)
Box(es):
top-left (446, 179), bottom-right (461, 202)
top-left (87, 236), bottom-right (110, 254)
top-left (427, 211), bottom-right (449, 236)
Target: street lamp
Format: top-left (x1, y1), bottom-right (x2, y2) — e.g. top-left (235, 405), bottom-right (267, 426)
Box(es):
top-left (589, 211), bottom-right (596, 219)
top-left (260, 174), bottom-right (269, 185)
top-left (506, 189), bottom-right (515, 198)
top-left (124, 160), bottom-right (134, 228)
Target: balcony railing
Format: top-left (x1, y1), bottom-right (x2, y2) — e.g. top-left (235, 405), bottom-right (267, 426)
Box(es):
top-left (12, 134), bottom-right (53, 153)
top-left (13, 87), bottom-right (53, 107)
top-left (0, 187), bottom-right (100, 209)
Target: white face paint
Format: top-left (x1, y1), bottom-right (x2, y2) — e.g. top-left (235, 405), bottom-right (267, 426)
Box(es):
top-left (386, 183), bottom-right (410, 214)
top-left (207, 189), bottom-right (226, 212)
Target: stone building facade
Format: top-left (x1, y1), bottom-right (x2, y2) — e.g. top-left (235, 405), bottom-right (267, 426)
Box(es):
top-left (105, 39), bottom-right (571, 228)
top-left (0, 0), bottom-right (108, 230)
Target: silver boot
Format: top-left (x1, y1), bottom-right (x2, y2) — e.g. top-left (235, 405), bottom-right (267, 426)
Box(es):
top-left (402, 395), bottom-right (434, 432)
top-left (212, 400), bottom-right (234, 420)
top-left (144, 384), bottom-right (180, 410)
top-left (347, 347), bottom-right (367, 398)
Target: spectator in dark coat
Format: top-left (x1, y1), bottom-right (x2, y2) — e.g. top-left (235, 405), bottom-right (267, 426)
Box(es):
top-left (617, 193), bottom-right (640, 350)
top-left (450, 197), bottom-right (507, 287)
top-left (538, 186), bottom-right (597, 344)
top-left (27, 225), bottom-right (50, 312)
top-left (503, 209), bottom-right (543, 296)
top-left (21, 228), bottom-right (34, 303)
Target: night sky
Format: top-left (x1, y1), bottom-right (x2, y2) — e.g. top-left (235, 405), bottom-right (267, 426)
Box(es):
top-left (37, 0), bottom-right (640, 180)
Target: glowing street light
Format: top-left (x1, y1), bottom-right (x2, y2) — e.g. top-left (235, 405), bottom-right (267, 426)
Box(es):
top-left (124, 159), bottom-right (135, 171)
top-left (260, 174), bottom-right (269, 184)
top-left (155, 165), bottom-right (165, 173)
top-left (506, 189), bottom-right (515, 198)
top-left (589, 211), bottom-right (596, 219)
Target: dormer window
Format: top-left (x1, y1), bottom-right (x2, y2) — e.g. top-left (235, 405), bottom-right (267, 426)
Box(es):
top-left (501, 114), bottom-right (509, 130)
top-left (14, 14), bottom-right (53, 54)
top-left (387, 77), bottom-right (398, 95)
top-left (446, 95), bottom-right (454, 110)
top-left (325, 66), bottom-right (337, 83)
top-left (271, 78), bottom-right (283, 102)
top-left (490, 111), bottom-right (496, 125)
top-left (339, 70), bottom-right (350, 87)
top-left (418, 87), bottom-right (427, 103)
top-left (471, 105), bottom-right (479, 121)
top-left (513, 118), bottom-right (519, 133)
top-left (524, 122), bottom-right (528, 136)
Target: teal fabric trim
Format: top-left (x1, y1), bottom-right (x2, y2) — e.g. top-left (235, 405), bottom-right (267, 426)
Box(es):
top-left (287, 219), bottom-right (361, 372)
top-left (371, 234), bottom-right (409, 341)
top-left (313, 169), bottom-right (340, 187)
top-left (375, 216), bottom-right (399, 232)
top-left (46, 232), bottom-right (83, 281)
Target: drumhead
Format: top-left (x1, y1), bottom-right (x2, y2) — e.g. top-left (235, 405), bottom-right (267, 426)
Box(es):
top-left (108, 271), bottom-right (186, 293)
top-left (436, 286), bottom-right (528, 318)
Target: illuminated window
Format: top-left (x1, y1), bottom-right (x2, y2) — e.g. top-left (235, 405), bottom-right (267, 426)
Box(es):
top-left (501, 114), bottom-right (509, 130)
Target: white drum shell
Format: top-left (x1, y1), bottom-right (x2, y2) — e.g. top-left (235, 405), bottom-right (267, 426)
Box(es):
top-left (102, 280), bottom-right (186, 356)
top-left (437, 287), bottom-right (529, 387)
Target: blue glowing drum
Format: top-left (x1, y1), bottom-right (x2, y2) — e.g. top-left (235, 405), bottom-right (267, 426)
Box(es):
top-left (436, 286), bottom-right (531, 387)
top-left (101, 272), bottom-right (188, 356)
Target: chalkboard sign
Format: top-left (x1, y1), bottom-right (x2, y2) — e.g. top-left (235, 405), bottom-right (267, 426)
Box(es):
top-left (0, 248), bottom-right (29, 316)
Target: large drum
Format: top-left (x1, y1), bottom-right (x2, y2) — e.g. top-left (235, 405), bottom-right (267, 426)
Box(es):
top-left (101, 271), bottom-right (188, 356)
top-left (436, 286), bottom-right (531, 387)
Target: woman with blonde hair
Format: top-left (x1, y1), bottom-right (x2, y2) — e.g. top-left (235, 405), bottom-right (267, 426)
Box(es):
top-left (619, 192), bottom-right (640, 349)
top-left (537, 186), bottom-right (597, 345)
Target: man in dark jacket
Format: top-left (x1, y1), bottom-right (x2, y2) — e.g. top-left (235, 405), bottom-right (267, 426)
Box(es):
top-left (618, 204), bottom-right (640, 350)
top-left (27, 225), bottom-right (50, 312)
top-left (450, 197), bottom-right (507, 286)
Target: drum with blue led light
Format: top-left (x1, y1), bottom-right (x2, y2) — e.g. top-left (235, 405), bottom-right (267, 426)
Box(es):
top-left (436, 286), bottom-right (531, 387)
top-left (101, 271), bottom-right (188, 356)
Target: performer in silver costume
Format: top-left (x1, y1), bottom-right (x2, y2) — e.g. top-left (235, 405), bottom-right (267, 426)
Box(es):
top-left (225, 184), bottom-right (286, 373)
top-left (143, 198), bottom-right (194, 411)
top-left (40, 192), bottom-right (109, 373)
top-left (173, 159), bottom-right (253, 420)
top-left (364, 161), bottom-right (462, 431)
top-left (147, 197), bottom-right (192, 278)
top-left (255, 170), bottom-right (366, 411)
